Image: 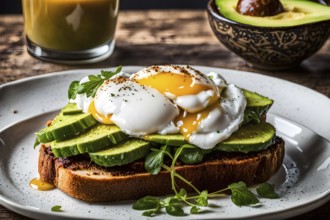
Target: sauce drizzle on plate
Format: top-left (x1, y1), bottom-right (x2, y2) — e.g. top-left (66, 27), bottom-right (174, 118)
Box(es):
top-left (30, 178), bottom-right (55, 191)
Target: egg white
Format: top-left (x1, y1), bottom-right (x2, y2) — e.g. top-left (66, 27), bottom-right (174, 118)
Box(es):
top-left (131, 65), bottom-right (220, 113)
top-left (188, 84), bottom-right (247, 149)
top-left (94, 77), bottom-right (179, 136)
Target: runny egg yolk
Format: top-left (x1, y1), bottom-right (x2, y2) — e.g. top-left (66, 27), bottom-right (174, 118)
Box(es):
top-left (88, 100), bottom-right (113, 124)
top-left (136, 72), bottom-right (218, 98)
top-left (137, 72), bottom-right (220, 140)
top-left (175, 103), bottom-right (218, 140)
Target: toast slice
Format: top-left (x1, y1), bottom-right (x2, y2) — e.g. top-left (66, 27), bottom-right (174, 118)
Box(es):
top-left (38, 137), bottom-right (284, 202)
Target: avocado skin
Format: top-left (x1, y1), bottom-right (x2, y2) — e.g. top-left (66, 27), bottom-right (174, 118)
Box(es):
top-left (216, 0), bottom-right (330, 27)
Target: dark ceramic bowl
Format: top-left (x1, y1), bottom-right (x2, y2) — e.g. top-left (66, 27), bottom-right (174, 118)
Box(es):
top-left (207, 0), bottom-right (330, 70)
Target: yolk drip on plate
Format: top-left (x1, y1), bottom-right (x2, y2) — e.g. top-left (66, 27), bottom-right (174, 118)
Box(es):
top-left (30, 177), bottom-right (55, 191)
top-left (89, 100), bottom-right (113, 124)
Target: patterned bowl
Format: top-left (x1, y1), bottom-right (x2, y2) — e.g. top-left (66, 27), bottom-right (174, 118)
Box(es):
top-left (207, 0), bottom-right (330, 70)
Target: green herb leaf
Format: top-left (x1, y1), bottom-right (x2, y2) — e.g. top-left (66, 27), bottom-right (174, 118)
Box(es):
top-left (228, 182), bottom-right (259, 206)
top-left (178, 144), bottom-right (205, 164)
top-left (190, 206), bottom-right (201, 214)
top-left (256, 183), bottom-right (279, 199)
top-left (78, 78), bottom-right (104, 98)
top-left (101, 66), bottom-right (122, 78)
top-left (163, 197), bottom-right (180, 206)
top-left (162, 197), bottom-right (171, 206)
top-left (68, 81), bottom-right (80, 100)
top-left (165, 205), bottom-right (185, 216)
top-left (243, 109), bottom-right (260, 124)
top-left (33, 138), bottom-right (40, 149)
top-left (51, 205), bottom-right (62, 212)
top-left (142, 209), bottom-right (160, 217)
top-left (196, 190), bottom-right (208, 207)
top-left (144, 148), bottom-right (165, 175)
top-left (132, 196), bottom-right (160, 210)
top-left (88, 75), bottom-right (101, 81)
top-left (115, 66), bottom-right (123, 73)
top-left (176, 188), bottom-right (187, 200)
top-left (69, 66), bottom-right (122, 99)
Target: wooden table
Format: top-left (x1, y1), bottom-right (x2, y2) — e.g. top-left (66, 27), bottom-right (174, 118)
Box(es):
top-left (0, 10), bottom-right (329, 220)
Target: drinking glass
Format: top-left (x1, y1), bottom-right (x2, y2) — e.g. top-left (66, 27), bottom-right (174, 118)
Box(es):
top-left (22, 0), bottom-right (119, 64)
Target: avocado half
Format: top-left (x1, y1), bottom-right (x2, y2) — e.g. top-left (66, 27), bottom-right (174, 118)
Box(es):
top-left (216, 0), bottom-right (330, 27)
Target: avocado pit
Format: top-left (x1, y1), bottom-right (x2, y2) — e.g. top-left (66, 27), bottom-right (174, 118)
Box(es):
top-left (236, 0), bottom-right (284, 16)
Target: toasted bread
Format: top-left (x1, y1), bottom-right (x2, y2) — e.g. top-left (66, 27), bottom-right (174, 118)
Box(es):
top-left (38, 137), bottom-right (284, 202)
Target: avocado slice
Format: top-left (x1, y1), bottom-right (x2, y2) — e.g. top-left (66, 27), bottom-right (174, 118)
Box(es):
top-left (62, 103), bottom-right (83, 115)
top-left (36, 112), bottom-right (97, 143)
top-left (89, 139), bottom-right (151, 167)
top-left (215, 121), bottom-right (276, 153)
top-left (144, 121), bottom-right (275, 154)
top-left (143, 134), bottom-right (187, 146)
top-left (169, 121), bottom-right (275, 164)
top-left (51, 124), bottom-right (127, 158)
top-left (216, 0), bottom-right (330, 27)
top-left (243, 89), bottom-right (273, 116)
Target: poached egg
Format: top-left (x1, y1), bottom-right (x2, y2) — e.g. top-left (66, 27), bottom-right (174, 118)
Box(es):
top-left (71, 65), bottom-right (247, 149)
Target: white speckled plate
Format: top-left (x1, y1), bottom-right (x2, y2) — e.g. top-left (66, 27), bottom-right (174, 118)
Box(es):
top-left (0, 66), bottom-right (329, 220)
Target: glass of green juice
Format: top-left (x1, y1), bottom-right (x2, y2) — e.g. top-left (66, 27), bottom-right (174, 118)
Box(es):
top-left (22, 0), bottom-right (119, 64)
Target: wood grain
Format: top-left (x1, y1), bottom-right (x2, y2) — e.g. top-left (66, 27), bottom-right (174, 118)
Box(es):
top-left (0, 10), bottom-right (329, 219)
top-left (1, 12), bottom-right (329, 97)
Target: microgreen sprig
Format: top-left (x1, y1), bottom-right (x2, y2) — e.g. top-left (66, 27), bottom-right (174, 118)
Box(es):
top-left (68, 66), bottom-right (122, 100)
top-left (134, 145), bottom-right (279, 217)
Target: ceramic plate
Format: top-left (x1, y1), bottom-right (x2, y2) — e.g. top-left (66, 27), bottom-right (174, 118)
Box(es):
top-left (0, 66), bottom-right (329, 220)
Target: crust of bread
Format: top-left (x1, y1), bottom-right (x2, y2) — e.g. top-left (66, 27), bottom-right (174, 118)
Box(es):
top-left (39, 138), bottom-right (284, 202)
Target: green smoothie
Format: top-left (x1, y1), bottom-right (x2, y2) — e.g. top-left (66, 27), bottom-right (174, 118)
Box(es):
top-left (22, 0), bottom-right (119, 51)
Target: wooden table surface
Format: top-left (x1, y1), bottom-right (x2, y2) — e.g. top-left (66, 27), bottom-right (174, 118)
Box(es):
top-left (0, 10), bottom-right (329, 220)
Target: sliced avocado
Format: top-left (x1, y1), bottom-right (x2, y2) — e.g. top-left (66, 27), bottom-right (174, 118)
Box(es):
top-left (216, 121), bottom-right (276, 153)
top-left (143, 134), bottom-right (187, 146)
top-left (62, 103), bottom-right (83, 115)
top-left (89, 139), bottom-right (151, 167)
top-left (216, 0), bottom-right (330, 27)
top-left (51, 125), bottom-right (127, 158)
top-left (145, 121), bottom-right (275, 154)
top-left (36, 113), bottom-right (97, 143)
top-left (243, 89), bottom-right (273, 116)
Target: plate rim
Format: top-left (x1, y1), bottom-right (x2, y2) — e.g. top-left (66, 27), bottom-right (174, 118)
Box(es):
top-left (0, 66), bottom-right (330, 219)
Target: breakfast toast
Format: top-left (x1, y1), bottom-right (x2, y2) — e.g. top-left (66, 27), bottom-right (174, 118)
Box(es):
top-left (39, 137), bottom-right (284, 202)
